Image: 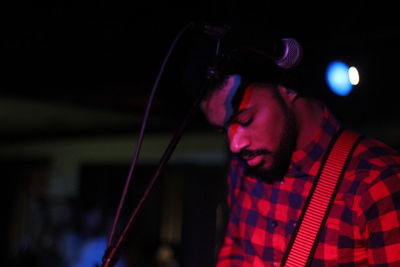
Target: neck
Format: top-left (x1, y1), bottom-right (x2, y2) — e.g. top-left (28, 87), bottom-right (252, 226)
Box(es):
top-left (293, 97), bottom-right (324, 150)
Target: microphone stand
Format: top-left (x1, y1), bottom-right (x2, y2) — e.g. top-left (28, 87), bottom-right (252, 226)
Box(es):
top-left (100, 21), bottom-right (225, 267)
top-left (99, 22), bottom-right (196, 267)
top-left (101, 87), bottom-right (207, 267)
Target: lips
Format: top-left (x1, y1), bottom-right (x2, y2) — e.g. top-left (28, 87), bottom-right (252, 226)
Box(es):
top-left (242, 153), bottom-right (264, 167)
top-left (241, 149), bottom-right (270, 167)
top-left (246, 155), bottom-right (264, 166)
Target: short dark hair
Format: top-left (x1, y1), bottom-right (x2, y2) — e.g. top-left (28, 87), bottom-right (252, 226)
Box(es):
top-left (182, 26), bottom-right (301, 100)
top-left (200, 47), bottom-right (287, 111)
top-left (207, 47), bottom-right (284, 91)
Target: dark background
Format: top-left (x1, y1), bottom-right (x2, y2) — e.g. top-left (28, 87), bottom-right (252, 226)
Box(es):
top-left (1, 3), bottom-right (399, 139)
top-left (1, 3), bottom-right (400, 267)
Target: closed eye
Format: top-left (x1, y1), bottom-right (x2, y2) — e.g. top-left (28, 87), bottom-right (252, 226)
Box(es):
top-left (230, 109), bottom-right (253, 127)
top-left (240, 117), bottom-right (253, 126)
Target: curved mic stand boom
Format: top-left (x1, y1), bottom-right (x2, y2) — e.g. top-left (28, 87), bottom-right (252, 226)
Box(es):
top-left (100, 22), bottom-right (216, 267)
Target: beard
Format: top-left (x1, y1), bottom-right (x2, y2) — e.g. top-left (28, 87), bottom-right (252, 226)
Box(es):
top-left (244, 108), bottom-right (298, 184)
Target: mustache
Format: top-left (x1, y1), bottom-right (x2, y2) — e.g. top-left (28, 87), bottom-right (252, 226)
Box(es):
top-left (240, 149), bottom-right (270, 158)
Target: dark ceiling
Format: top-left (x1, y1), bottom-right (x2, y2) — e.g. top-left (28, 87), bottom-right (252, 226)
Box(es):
top-left (1, 3), bottom-right (399, 143)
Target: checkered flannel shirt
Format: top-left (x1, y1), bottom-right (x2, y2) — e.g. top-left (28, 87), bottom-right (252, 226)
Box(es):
top-left (217, 105), bottom-right (400, 266)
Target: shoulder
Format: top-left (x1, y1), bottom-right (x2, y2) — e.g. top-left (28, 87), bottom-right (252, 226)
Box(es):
top-left (351, 136), bottom-right (400, 177)
top-left (346, 134), bottom-right (400, 202)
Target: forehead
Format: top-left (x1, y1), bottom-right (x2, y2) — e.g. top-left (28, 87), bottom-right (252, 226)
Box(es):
top-left (201, 74), bottom-right (243, 126)
top-left (202, 75), bottom-right (276, 127)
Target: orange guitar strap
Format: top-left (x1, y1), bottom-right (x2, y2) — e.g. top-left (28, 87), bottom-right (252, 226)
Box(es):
top-left (280, 129), bottom-right (363, 267)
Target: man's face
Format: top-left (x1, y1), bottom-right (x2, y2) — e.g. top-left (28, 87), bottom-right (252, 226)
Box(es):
top-left (201, 74), bottom-right (298, 181)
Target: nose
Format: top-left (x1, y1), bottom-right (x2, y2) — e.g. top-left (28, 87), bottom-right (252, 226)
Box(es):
top-left (228, 124), bottom-right (249, 153)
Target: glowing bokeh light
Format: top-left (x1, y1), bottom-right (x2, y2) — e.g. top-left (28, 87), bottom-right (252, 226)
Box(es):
top-left (326, 61), bottom-right (353, 96)
top-left (348, 66), bottom-right (359, 85)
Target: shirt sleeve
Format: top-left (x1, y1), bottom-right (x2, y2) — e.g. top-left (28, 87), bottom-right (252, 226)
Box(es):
top-left (359, 167), bottom-right (400, 265)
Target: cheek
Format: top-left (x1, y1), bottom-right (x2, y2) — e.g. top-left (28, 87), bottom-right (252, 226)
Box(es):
top-left (254, 110), bottom-right (286, 146)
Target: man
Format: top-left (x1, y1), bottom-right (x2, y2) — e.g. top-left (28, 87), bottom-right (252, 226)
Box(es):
top-left (198, 42), bottom-right (400, 266)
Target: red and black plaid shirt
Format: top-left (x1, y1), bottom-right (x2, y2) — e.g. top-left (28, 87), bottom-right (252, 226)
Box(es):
top-left (217, 105), bottom-right (400, 266)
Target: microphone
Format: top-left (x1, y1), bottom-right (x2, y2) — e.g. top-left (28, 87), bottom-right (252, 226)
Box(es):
top-left (274, 38), bottom-right (303, 69)
top-left (238, 37), bottom-right (303, 70)
top-left (193, 22), bottom-right (303, 69)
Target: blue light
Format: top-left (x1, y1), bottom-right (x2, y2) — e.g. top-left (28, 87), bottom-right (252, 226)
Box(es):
top-left (326, 61), bottom-right (352, 96)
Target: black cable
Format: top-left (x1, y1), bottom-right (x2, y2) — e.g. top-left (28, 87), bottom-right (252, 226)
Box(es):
top-left (102, 22), bottom-right (195, 267)
top-left (102, 83), bottom-right (208, 267)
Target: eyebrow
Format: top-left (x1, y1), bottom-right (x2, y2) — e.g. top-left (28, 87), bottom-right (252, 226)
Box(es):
top-left (223, 108), bottom-right (249, 129)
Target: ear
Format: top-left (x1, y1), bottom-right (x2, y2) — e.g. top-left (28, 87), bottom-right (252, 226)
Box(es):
top-left (278, 85), bottom-right (298, 105)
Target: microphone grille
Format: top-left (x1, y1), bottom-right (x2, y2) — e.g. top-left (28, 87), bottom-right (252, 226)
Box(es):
top-left (275, 38), bottom-right (303, 69)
